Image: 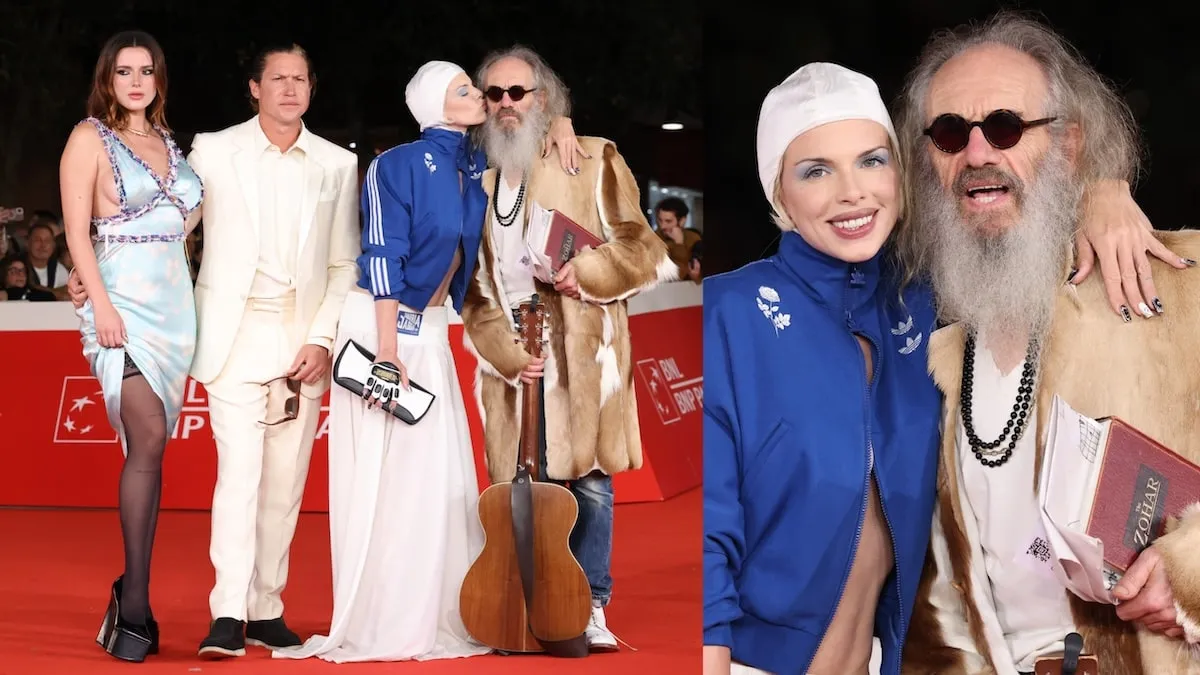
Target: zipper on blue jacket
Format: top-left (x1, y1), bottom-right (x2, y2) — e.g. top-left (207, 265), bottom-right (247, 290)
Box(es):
top-left (854, 317), bottom-right (902, 672)
top-left (848, 265), bottom-right (907, 675)
top-left (446, 162), bottom-right (467, 302)
top-left (801, 265), bottom-right (876, 675)
top-left (457, 164), bottom-right (465, 258)
top-left (876, 465), bottom-right (906, 673)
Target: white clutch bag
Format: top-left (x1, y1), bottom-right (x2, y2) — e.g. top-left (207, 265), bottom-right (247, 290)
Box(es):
top-left (332, 339), bottom-right (435, 425)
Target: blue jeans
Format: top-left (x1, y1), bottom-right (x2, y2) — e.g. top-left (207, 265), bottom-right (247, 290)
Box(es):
top-left (537, 377), bottom-right (614, 606)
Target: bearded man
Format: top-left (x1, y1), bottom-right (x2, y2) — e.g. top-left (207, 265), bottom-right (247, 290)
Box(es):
top-left (459, 45), bottom-right (676, 652)
top-left (892, 12), bottom-right (1200, 675)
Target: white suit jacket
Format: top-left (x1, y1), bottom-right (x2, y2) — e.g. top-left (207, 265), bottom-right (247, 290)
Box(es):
top-left (186, 116), bottom-right (361, 396)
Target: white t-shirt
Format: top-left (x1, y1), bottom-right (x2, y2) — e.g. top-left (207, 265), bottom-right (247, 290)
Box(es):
top-left (491, 177), bottom-right (536, 310)
top-left (33, 262), bottom-right (69, 288)
top-left (958, 342), bottom-right (1076, 672)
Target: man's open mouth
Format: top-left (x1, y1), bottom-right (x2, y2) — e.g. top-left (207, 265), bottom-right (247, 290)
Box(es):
top-left (965, 184), bottom-right (1010, 204)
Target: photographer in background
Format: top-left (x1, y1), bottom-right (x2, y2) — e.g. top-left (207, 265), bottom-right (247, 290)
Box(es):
top-left (654, 196), bottom-right (702, 281)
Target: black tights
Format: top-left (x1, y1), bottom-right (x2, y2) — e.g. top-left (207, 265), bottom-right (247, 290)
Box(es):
top-left (117, 352), bottom-right (167, 626)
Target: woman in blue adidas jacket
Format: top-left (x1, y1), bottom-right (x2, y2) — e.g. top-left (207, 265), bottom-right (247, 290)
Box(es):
top-left (702, 62), bottom-right (941, 675)
top-left (277, 61), bottom-right (584, 664)
top-left (702, 63), bottom-right (1172, 675)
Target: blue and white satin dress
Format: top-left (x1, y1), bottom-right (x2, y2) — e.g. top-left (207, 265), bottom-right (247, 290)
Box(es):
top-left (76, 117), bottom-right (204, 454)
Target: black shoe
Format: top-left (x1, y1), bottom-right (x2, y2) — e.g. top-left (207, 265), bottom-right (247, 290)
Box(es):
top-left (96, 577), bottom-right (153, 663)
top-left (198, 617), bottom-right (246, 659)
top-left (245, 616), bottom-right (302, 649)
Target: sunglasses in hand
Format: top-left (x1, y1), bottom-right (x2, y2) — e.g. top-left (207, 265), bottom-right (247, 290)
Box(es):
top-left (257, 376), bottom-right (301, 426)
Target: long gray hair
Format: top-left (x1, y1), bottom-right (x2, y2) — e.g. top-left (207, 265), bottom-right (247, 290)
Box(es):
top-left (892, 11), bottom-right (1142, 283)
top-left (471, 45), bottom-right (571, 146)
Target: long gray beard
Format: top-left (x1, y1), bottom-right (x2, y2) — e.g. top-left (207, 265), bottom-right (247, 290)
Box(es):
top-left (480, 105), bottom-right (549, 177)
top-left (916, 142), bottom-right (1082, 346)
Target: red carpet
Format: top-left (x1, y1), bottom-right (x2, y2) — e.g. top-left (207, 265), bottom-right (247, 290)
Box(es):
top-left (0, 488), bottom-right (699, 674)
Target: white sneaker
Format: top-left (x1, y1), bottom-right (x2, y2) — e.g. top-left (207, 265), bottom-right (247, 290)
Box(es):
top-left (585, 604), bottom-right (619, 652)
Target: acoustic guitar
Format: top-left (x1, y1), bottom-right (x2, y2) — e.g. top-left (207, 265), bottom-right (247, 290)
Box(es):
top-left (458, 293), bottom-right (592, 657)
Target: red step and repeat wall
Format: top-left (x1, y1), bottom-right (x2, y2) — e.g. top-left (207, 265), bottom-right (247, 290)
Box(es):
top-left (0, 282), bottom-right (702, 511)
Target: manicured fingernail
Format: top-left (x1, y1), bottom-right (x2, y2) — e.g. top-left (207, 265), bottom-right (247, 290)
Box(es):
top-left (1153, 297), bottom-right (1164, 314)
top-left (1120, 305), bottom-right (1132, 323)
top-left (1066, 268), bottom-right (1077, 283)
top-left (1183, 258), bottom-right (1197, 267)
top-left (1138, 302), bottom-right (1153, 318)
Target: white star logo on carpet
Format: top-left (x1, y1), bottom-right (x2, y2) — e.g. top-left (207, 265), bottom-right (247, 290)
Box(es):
top-left (635, 358), bottom-right (682, 425)
top-left (70, 396), bottom-right (96, 412)
top-left (53, 377), bottom-right (117, 444)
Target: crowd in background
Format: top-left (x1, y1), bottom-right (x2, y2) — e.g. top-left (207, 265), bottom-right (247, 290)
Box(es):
top-left (0, 193), bottom-right (693, 309)
top-left (1, 195), bottom-right (693, 309)
top-left (0, 211), bottom-right (203, 303)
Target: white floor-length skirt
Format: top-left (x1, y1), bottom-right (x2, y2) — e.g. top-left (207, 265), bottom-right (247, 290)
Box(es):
top-left (272, 290), bottom-right (491, 663)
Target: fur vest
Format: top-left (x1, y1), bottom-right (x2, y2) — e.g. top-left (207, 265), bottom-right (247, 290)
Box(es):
top-left (902, 231), bottom-right (1200, 674)
top-left (460, 137), bottom-right (677, 483)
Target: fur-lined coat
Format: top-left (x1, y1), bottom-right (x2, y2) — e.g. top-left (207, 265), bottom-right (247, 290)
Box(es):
top-left (461, 137), bottom-right (677, 483)
top-left (902, 231), bottom-right (1200, 674)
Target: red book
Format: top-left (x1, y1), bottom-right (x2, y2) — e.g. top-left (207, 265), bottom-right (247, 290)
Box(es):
top-left (526, 202), bottom-right (605, 275)
top-left (1085, 418), bottom-right (1200, 573)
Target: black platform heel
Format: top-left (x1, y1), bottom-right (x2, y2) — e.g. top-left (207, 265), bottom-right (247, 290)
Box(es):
top-left (95, 577), bottom-right (152, 662)
top-left (147, 608), bottom-right (159, 655)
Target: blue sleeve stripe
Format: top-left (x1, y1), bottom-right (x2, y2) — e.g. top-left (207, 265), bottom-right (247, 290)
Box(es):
top-left (369, 256), bottom-right (391, 296)
top-left (365, 160), bottom-right (384, 247)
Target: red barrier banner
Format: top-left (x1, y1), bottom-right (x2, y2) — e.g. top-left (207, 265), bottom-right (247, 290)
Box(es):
top-left (0, 284), bottom-right (701, 511)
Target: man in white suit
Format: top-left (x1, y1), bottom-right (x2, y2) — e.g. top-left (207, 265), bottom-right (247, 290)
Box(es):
top-left (71, 42), bottom-right (360, 659)
top-left (186, 43), bottom-right (360, 659)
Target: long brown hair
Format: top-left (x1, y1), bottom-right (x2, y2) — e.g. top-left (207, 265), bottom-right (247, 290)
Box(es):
top-left (86, 30), bottom-right (171, 133)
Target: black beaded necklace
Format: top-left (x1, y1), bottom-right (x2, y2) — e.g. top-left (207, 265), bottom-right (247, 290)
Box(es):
top-left (493, 169), bottom-right (526, 227)
top-left (959, 331), bottom-right (1038, 468)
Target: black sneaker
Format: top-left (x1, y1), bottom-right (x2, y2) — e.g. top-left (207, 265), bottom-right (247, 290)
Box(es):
top-left (245, 617), bottom-right (302, 649)
top-left (198, 617), bottom-right (246, 659)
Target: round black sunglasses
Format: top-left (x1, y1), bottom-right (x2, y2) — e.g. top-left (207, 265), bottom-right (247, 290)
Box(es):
top-left (923, 109), bottom-right (1057, 153)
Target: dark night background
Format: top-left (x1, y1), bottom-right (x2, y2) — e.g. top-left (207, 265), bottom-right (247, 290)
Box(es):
top-left (704, 1), bottom-right (1197, 277)
top-left (10, 1), bottom-right (1199, 279)
top-left (0, 0), bottom-right (701, 218)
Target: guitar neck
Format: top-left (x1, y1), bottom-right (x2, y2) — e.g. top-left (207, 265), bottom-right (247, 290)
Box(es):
top-left (519, 379), bottom-right (541, 482)
top-left (516, 293), bottom-right (545, 483)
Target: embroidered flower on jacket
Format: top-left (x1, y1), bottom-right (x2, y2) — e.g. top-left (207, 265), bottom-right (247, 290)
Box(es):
top-left (424, 152), bottom-right (437, 173)
top-left (755, 286), bottom-right (790, 335)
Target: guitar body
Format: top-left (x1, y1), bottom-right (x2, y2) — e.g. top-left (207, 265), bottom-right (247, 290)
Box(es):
top-left (458, 293), bottom-right (593, 656)
top-left (459, 481), bottom-right (591, 652)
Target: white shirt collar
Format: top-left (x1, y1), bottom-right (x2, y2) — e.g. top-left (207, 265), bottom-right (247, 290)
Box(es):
top-left (252, 115), bottom-right (311, 155)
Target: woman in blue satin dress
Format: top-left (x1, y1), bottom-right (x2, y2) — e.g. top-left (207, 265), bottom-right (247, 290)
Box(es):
top-left (59, 30), bottom-right (203, 663)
